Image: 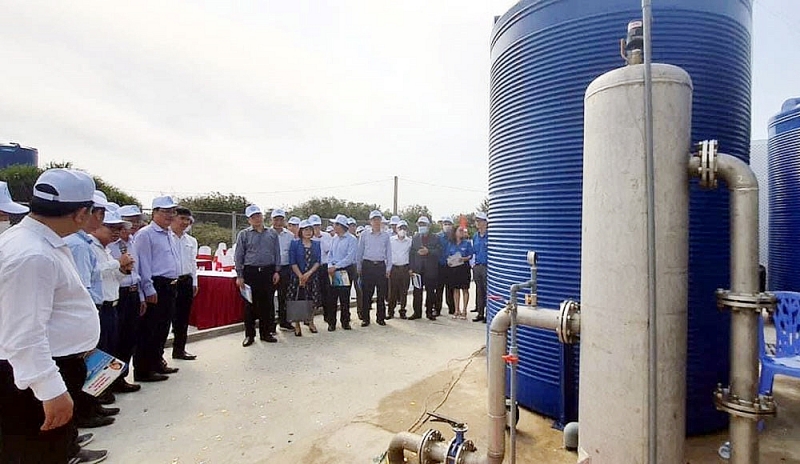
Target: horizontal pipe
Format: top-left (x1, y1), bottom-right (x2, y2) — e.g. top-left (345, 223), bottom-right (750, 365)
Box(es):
top-left (387, 432), bottom-right (421, 464)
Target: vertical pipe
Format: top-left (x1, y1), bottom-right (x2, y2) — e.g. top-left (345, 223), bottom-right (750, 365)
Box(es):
top-left (717, 154), bottom-right (761, 464)
top-left (641, 1), bottom-right (658, 463)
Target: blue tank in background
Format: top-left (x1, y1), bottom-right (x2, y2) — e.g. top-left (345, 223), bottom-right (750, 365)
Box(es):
top-left (0, 143), bottom-right (39, 170)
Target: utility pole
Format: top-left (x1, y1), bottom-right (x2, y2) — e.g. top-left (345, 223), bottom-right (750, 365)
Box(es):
top-left (393, 176), bottom-right (398, 215)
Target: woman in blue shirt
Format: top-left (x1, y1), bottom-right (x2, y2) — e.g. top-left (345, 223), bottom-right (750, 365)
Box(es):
top-left (445, 227), bottom-right (474, 319)
top-left (289, 220), bottom-right (322, 336)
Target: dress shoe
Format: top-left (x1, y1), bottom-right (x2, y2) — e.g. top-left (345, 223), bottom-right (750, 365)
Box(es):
top-left (399, 311), bottom-right (407, 319)
top-left (408, 315), bottom-right (421, 320)
top-left (76, 433), bottom-right (94, 448)
top-left (360, 321), bottom-right (370, 327)
top-left (427, 315), bottom-right (437, 321)
top-left (279, 322), bottom-right (294, 331)
top-left (134, 372), bottom-right (169, 382)
top-left (342, 323), bottom-right (352, 330)
top-left (242, 336), bottom-right (255, 347)
top-left (470, 308), bottom-right (479, 313)
top-left (377, 320), bottom-right (386, 326)
top-left (172, 351), bottom-right (197, 361)
top-left (473, 315), bottom-right (486, 322)
top-left (95, 405), bottom-right (119, 417)
top-left (327, 323), bottom-right (336, 332)
top-left (112, 380), bottom-right (141, 393)
top-left (157, 365), bottom-right (179, 374)
top-left (76, 415), bottom-right (115, 429)
top-left (96, 391), bottom-right (115, 405)
top-left (70, 447), bottom-right (108, 464)
top-left (386, 313), bottom-right (394, 320)
top-left (260, 334), bottom-right (278, 343)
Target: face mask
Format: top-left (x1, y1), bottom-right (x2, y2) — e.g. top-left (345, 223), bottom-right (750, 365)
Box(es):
top-left (418, 226), bottom-right (429, 235)
top-left (398, 230), bottom-right (407, 238)
top-left (0, 221), bottom-right (10, 234)
top-left (443, 225), bottom-right (453, 233)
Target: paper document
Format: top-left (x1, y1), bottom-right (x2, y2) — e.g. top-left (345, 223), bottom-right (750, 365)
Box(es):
top-left (330, 269), bottom-right (351, 287)
top-left (447, 253), bottom-right (464, 268)
top-left (240, 284), bottom-right (253, 303)
top-left (82, 349), bottom-right (125, 397)
top-left (411, 273), bottom-right (422, 290)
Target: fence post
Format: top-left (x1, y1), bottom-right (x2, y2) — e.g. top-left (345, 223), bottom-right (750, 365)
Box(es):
top-left (231, 211), bottom-right (236, 246)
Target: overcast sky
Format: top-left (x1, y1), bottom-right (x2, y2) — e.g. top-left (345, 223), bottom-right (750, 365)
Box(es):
top-left (1, 0), bottom-right (797, 218)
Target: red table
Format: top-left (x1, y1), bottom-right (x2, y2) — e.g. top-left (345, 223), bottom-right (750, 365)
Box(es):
top-left (189, 270), bottom-right (244, 330)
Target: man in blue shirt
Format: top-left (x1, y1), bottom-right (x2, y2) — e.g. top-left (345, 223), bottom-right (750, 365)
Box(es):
top-left (356, 211), bottom-right (392, 326)
top-left (472, 212), bottom-right (489, 322)
top-left (326, 215), bottom-right (357, 331)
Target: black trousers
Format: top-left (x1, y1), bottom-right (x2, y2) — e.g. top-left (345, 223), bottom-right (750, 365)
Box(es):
top-left (0, 357), bottom-right (82, 463)
top-left (316, 264), bottom-right (330, 311)
top-left (243, 265), bottom-right (276, 338)
top-left (173, 275), bottom-right (194, 355)
top-left (135, 276), bottom-right (176, 375)
top-left (116, 285), bottom-right (141, 378)
top-left (325, 265), bottom-right (355, 327)
top-left (361, 261), bottom-right (388, 323)
top-left (97, 301), bottom-right (118, 356)
top-left (473, 264), bottom-right (488, 316)
top-left (435, 264), bottom-right (455, 314)
top-left (412, 271), bottom-right (438, 318)
top-left (276, 267), bottom-right (291, 325)
top-left (388, 264), bottom-right (410, 314)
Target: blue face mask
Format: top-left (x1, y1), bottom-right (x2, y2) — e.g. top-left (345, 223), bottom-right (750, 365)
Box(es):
top-left (418, 226), bottom-right (429, 235)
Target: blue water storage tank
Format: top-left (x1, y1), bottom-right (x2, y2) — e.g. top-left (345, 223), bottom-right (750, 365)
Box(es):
top-left (768, 99), bottom-right (800, 292)
top-left (0, 143), bottom-right (39, 170)
top-left (489, 0), bottom-right (752, 434)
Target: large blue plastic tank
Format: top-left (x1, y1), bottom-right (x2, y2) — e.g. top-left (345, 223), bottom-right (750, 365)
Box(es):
top-left (768, 99), bottom-right (800, 292)
top-left (0, 143), bottom-right (39, 170)
top-left (488, 0), bottom-right (752, 434)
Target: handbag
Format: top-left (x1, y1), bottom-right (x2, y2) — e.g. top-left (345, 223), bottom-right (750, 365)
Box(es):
top-left (287, 286), bottom-right (313, 322)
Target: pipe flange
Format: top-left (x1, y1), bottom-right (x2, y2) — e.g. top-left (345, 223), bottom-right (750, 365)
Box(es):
top-left (694, 139), bottom-right (718, 189)
top-left (715, 289), bottom-right (776, 312)
top-left (453, 440), bottom-right (477, 464)
top-left (557, 300), bottom-right (581, 345)
top-left (713, 385), bottom-right (777, 420)
top-left (417, 429), bottom-right (444, 464)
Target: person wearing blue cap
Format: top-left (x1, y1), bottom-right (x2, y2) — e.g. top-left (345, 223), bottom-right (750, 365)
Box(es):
top-left (409, 216), bottom-right (443, 320)
top-left (271, 208), bottom-right (295, 333)
top-left (356, 211), bottom-right (392, 326)
top-left (326, 214), bottom-right (357, 331)
top-left (472, 212), bottom-right (489, 322)
top-left (235, 205), bottom-right (282, 346)
top-left (133, 195), bottom-right (182, 382)
top-left (0, 168), bottom-right (108, 463)
top-left (288, 220), bottom-right (321, 336)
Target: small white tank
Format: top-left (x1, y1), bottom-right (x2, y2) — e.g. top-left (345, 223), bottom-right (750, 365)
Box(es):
top-left (578, 63), bottom-right (692, 464)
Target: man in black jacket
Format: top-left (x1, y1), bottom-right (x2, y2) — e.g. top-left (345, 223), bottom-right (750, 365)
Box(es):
top-left (409, 216), bottom-right (442, 320)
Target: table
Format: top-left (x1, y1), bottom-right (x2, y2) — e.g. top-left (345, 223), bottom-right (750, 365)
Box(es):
top-left (189, 270), bottom-right (244, 330)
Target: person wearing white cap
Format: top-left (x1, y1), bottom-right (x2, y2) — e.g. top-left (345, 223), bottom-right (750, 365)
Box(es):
top-left (287, 216), bottom-right (301, 238)
top-left (356, 210), bottom-right (392, 326)
top-left (388, 220), bottom-right (412, 319)
top-left (309, 214), bottom-right (332, 317)
top-left (0, 180), bottom-right (29, 235)
top-left (132, 195), bottom-right (182, 382)
top-left (0, 168), bottom-right (108, 463)
top-left (472, 212), bottom-right (489, 322)
top-left (389, 215), bottom-right (401, 236)
top-left (325, 214), bottom-right (357, 331)
top-left (234, 205), bottom-right (282, 346)
top-left (118, 204), bottom-right (144, 239)
top-left (347, 217), bottom-right (357, 236)
top-left (270, 208), bottom-right (295, 332)
top-left (434, 216), bottom-right (456, 316)
top-left (409, 216), bottom-right (443, 320)
top-left (170, 207), bottom-right (199, 360)
top-left (288, 220), bottom-right (321, 336)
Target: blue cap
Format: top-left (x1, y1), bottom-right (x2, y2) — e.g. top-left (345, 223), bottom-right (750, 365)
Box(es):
top-left (33, 168), bottom-right (95, 204)
top-left (245, 205), bottom-right (263, 218)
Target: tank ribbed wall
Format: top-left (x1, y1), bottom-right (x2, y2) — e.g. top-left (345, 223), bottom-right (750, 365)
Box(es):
top-left (768, 100), bottom-right (800, 292)
top-left (488, 0), bottom-right (752, 434)
top-left (0, 143), bottom-right (38, 170)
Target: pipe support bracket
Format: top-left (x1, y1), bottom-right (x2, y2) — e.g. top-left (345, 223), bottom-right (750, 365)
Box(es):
top-left (714, 385), bottom-right (777, 420)
top-left (715, 289), bottom-right (776, 313)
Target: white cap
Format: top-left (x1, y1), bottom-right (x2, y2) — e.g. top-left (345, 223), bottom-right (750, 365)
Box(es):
top-left (92, 190), bottom-right (109, 209)
top-left (325, 225), bottom-right (334, 232)
top-left (245, 205), bottom-right (263, 218)
top-left (152, 195), bottom-right (178, 209)
top-left (271, 208), bottom-right (286, 218)
top-left (288, 216), bottom-right (301, 225)
top-left (33, 168), bottom-right (96, 204)
top-left (0, 181), bottom-right (29, 214)
top-left (356, 225), bottom-right (365, 234)
top-left (118, 205), bottom-right (142, 217)
top-left (476, 212), bottom-right (488, 221)
top-left (417, 216), bottom-right (431, 225)
top-left (102, 210), bottom-right (125, 225)
top-left (369, 210), bottom-right (383, 220)
top-left (299, 219), bottom-right (312, 229)
top-left (106, 202), bottom-right (120, 212)
top-left (308, 214), bottom-right (322, 226)
top-left (389, 215), bottom-right (401, 225)
top-left (397, 220), bottom-right (409, 228)
top-left (333, 214), bottom-right (349, 227)
top-left (441, 216), bottom-right (454, 224)
top-left (347, 216), bottom-right (357, 225)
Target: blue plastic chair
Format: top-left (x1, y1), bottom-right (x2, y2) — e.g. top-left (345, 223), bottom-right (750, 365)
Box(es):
top-left (759, 291), bottom-right (800, 395)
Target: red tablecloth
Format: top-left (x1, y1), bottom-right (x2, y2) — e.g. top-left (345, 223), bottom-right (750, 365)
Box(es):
top-left (189, 271), bottom-right (244, 330)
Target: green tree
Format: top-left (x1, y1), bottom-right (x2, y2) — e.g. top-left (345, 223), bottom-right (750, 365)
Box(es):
top-left (178, 192), bottom-right (251, 214)
top-left (397, 204), bottom-right (432, 233)
top-left (289, 196), bottom-right (384, 225)
top-left (478, 196), bottom-right (489, 213)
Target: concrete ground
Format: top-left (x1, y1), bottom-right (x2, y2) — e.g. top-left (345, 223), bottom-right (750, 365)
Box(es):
top-left (88, 301), bottom-right (800, 463)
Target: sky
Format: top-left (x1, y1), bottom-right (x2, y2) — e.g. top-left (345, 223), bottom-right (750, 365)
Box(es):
top-left (1, 0), bottom-right (798, 218)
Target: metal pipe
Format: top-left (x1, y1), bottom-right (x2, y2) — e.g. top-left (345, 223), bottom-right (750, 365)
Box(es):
top-left (641, 2), bottom-right (658, 463)
top-left (717, 153), bottom-right (761, 464)
top-left (507, 282), bottom-right (527, 464)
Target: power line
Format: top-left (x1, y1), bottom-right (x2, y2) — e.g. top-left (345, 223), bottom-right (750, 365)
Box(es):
top-left (400, 177), bottom-right (487, 194)
top-left (125, 178), bottom-right (393, 197)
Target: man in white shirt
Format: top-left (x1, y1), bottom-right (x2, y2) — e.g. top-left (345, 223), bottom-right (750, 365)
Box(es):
top-left (171, 207), bottom-right (198, 361)
top-left (0, 168), bottom-right (108, 463)
top-left (388, 220), bottom-right (413, 319)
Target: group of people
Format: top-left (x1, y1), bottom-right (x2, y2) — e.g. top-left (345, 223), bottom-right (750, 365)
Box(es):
top-left (0, 171), bottom-right (201, 464)
top-left (233, 205), bottom-right (489, 347)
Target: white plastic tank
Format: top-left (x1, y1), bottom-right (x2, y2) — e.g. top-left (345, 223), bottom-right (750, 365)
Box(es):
top-left (578, 63), bottom-right (692, 463)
